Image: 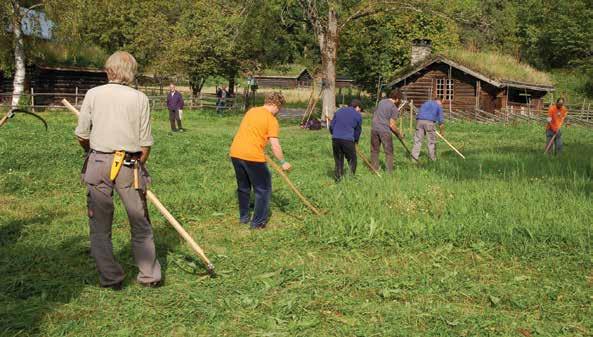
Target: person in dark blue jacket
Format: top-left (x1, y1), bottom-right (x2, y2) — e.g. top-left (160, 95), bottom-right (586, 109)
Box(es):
top-left (330, 99), bottom-right (363, 181)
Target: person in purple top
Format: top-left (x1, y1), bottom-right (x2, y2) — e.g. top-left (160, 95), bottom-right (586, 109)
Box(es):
top-left (411, 98), bottom-right (444, 161)
top-left (330, 99), bottom-right (363, 182)
top-left (166, 83), bottom-right (184, 132)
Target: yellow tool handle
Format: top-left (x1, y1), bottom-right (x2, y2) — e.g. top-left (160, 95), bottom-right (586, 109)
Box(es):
top-left (109, 151), bottom-right (125, 181)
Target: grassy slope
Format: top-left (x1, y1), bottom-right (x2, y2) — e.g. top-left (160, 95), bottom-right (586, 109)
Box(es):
top-left (1, 110), bottom-right (592, 336)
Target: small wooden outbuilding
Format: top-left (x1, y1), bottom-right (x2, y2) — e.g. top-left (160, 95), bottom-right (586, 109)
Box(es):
top-left (253, 67), bottom-right (356, 89)
top-left (386, 48), bottom-right (555, 113)
top-left (1, 65), bottom-right (107, 105)
top-left (253, 68), bottom-right (313, 89)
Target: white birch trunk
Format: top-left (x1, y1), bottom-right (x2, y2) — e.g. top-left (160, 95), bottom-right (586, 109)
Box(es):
top-left (11, 1), bottom-right (26, 109)
top-left (319, 9), bottom-right (338, 121)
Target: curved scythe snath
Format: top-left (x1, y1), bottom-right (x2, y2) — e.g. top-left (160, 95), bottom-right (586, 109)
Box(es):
top-left (0, 109), bottom-right (48, 131)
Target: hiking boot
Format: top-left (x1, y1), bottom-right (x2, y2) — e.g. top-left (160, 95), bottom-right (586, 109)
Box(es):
top-left (139, 281), bottom-right (163, 288)
top-left (101, 281), bottom-right (123, 291)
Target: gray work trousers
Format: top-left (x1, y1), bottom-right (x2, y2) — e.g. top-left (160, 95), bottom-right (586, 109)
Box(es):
top-left (411, 120), bottom-right (437, 161)
top-left (83, 152), bottom-right (161, 286)
top-left (546, 129), bottom-right (563, 154)
top-left (370, 130), bottom-right (394, 172)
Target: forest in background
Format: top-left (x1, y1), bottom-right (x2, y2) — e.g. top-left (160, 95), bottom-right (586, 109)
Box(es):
top-left (1, 0), bottom-right (591, 100)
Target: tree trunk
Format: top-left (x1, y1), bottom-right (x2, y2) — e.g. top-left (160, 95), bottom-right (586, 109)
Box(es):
top-left (319, 9), bottom-right (338, 121)
top-left (11, 2), bottom-right (26, 109)
top-left (228, 77), bottom-right (236, 96)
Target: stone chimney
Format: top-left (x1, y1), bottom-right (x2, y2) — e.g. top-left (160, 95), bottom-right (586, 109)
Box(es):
top-left (411, 39), bottom-right (432, 66)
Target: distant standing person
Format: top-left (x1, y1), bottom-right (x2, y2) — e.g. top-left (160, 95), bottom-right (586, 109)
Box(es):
top-left (216, 85), bottom-right (228, 114)
top-left (229, 92), bottom-right (292, 229)
top-left (411, 98), bottom-right (444, 161)
top-left (167, 83), bottom-right (184, 132)
top-left (330, 99), bottom-right (363, 181)
top-left (546, 98), bottom-right (568, 154)
top-left (75, 51), bottom-right (161, 290)
top-left (371, 89), bottom-right (403, 172)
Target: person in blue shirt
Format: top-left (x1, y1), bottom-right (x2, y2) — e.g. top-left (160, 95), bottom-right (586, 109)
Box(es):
top-left (411, 98), bottom-right (444, 161)
top-left (330, 99), bottom-right (363, 181)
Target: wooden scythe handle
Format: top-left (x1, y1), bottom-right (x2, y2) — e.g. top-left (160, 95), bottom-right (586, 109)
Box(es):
top-left (265, 155), bottom-right (322, 216)
top-left (355, 144), bottom-right (381, 177)
top-left (435, 131), bottom-right (466, 159)
top-left (146, 190), bottom-right (215, 274)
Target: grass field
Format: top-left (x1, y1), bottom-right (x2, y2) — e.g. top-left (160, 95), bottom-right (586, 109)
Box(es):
top-left (1, 109), bottom-right (592, 336)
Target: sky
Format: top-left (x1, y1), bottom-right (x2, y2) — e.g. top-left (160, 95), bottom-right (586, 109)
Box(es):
top-left (14, 8), bottom-right (54, 40)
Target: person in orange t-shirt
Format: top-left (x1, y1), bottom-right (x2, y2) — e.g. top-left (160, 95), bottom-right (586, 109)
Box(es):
top-left (229, 92), bottom-right (292, 229)
top-left (546, 98), bottom-right (568, 154)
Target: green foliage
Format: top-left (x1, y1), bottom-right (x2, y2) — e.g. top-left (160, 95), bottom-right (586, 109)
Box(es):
top-left (1, 111), bottom-right (592, 336)
top-left (338, 11), bottom-right (460, 95)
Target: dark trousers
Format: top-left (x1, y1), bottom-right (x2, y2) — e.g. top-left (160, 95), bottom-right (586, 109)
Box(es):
top-left (332, 138), bottom-right (357, 181)
top-left (231, 157), bottom-right (272, 228)
top-left (168, 109), bottom-right (183, 130)
top-left (370, 130), bottom-right (394, 172)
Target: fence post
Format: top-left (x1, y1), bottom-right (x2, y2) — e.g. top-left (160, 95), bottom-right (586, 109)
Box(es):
top-left (409, 99), bottom-right (414, 137)
top-left (75, 87), bottom-right (79, 106)
top-left (30, 88), bottom-right (35, 113)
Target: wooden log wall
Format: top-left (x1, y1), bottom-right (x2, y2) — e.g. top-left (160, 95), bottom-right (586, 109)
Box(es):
top-left (397, 63), bottom-right (478, 111)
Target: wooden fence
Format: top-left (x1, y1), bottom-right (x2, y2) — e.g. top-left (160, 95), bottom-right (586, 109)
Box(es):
top-left (0, 90), bottom-right (244, 113)
top-left (397, 100), bottom-right (593, 131)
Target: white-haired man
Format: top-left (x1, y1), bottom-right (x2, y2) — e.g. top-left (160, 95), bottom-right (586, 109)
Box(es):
top-left (75, 51), bottom-right (161, 290)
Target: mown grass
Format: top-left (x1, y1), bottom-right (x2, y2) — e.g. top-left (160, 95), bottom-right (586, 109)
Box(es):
top-left (1, 109), bottom-right (592, 336)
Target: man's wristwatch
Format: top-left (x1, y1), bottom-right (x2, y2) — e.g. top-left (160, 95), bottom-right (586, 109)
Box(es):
top-left (279, 159), bottom-right (287, 165)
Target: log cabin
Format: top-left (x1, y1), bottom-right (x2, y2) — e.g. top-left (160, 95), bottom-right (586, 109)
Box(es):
top-left (386, 40), bottom-right (555, 113)
top-left (1, 65), bottom-right (107, 106)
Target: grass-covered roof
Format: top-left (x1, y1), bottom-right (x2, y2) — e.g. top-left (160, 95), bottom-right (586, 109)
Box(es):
top-left (442, 49), bottom-right (553, 87)
top-left (389, 49), bottom-right (553, 89)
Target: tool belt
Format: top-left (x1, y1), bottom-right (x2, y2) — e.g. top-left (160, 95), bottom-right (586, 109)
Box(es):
top-left (91, 149), bottom-right (142, 181)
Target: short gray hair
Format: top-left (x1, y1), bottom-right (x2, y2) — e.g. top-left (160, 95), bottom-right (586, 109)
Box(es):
top-left (105, 51), bottom-right (137, 85)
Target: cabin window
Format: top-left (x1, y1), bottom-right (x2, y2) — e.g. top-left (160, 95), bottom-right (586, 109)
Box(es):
top-left (436, 78), bottom-right (454, 101)
top-left (507, 88), bottom-right (531, 104)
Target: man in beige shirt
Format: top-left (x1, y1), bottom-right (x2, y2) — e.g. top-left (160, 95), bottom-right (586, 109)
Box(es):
top-left (75, 51), bottom-right (161, 290)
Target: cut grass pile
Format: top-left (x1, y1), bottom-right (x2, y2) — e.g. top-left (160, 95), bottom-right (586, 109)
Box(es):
top-left (1, 109), bottom-right (592, 336)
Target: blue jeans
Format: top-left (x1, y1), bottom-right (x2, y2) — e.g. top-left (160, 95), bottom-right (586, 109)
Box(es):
top-left (231, 158), bottom-right (271, 228)
top-left (546, 129), bottom-right (563, 154)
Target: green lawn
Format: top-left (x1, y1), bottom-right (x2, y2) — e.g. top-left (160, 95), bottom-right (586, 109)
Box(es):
top-left (1, 109), bottom-right (592, 336)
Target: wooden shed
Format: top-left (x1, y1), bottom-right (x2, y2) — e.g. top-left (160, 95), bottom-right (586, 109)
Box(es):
top-left (253, 68), bottom-right (313, 89)
top-left (253, 67), bottom-right (357, 89)
top-left (0, 65), bottom-right (107, 106)
top-left (385, 50), bottom-right (555, 113)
